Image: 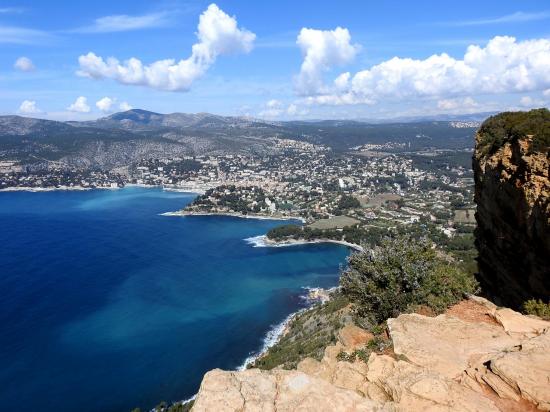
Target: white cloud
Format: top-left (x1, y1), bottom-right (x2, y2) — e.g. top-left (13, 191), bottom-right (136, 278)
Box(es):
top-left (18, 100), bottom-right (41, 114)
top-left (519, 95), bottom-right (545, 107)
top-left (96, 97), bottom-right (116, 112)
top-left (258, 101), bottom-right (307, 118)
top-left (287, 104), bottom-right (308, 117)
top-left (258, 108), bottom-right (282, 118)
top-left (447, 11), bottom-right (550, 26)
top-left (77, 4), bottom-right (255, 91)
top-left (437, 97), bottom-right (478, 110)
top-left (266, 99), bottom-right (283, 109)
top-left (14, 56), bottom-right (35, 71)
top-left (67, 96), bottom-right (91, 113)
top-left (300, 36), bottom-right (550, 106)
top-left (543, 89), bottom-right (550, 97)
top-left (286, 104), bottom-right (298, 116)
top-left (75, 12), bottom-right (170, 33)
top-left (295, 27), bottom-right (359, 95)
top-left (0, 25), bottom-right (53, 44)
top-left (119, 101), bottom-right (133, 111)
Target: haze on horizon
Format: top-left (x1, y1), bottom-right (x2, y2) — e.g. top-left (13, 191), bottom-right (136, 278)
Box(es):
top-left (1, 0), bottom-right (550, 122)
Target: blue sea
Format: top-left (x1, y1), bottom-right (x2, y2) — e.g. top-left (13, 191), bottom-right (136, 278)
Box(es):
top-left (0, 187), bottom-right (349, 412)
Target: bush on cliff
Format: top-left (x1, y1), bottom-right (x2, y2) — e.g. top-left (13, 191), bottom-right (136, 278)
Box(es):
top-left (477, 108), bottom-right (550, 155)
top-left (523, 299), bottom-right (550, 320)
top-left (340, 235), bottom-right (478, 323)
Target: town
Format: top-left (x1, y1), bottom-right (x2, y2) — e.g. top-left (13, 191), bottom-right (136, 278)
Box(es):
top-left (1, 138), bottom-right (477, 268)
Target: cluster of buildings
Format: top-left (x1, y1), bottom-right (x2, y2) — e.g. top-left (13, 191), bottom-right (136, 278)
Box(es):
top-left (1, 139), bottom-right (476, 241)
top-left (0, 168), bottom-right (124, 190)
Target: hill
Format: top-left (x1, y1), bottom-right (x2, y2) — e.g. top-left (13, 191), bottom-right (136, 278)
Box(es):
top-left (0, 110), bottom-right (480, 170)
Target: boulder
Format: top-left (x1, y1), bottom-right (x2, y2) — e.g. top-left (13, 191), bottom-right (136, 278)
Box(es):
top-left (192, 368), bottom-right (392, 412)
top-left (489, 330), bottom-right (550, 411)
top-left (366, 354), bottom-right (499, 412)
top-left (492, 307), bottom-right (550, 337)
top-left (338, 325), bottom-right (374, 350)
top-left (387, 313), bottom-right (520, 378)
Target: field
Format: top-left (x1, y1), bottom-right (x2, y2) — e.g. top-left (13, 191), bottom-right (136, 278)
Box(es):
top-left (309, 216), bottom-right (360, 230)
top-left (454, 209), bottom-right (476, 224)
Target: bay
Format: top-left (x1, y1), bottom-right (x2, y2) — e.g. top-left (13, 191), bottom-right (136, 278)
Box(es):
top-left (0, 187), bottom-right (349, 412)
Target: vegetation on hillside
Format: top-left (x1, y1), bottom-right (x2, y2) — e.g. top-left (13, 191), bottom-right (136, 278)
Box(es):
top-left (477, 108), bottom-right (550, 155)
top-left (254, 234), bottom-right (478, 372)
top-left (266, 221), bottom-right (478, 277)
top-left (340, 235), bottom-right (478, 324)
top-left (252, 293), bottom-right (351, 370)
top-left (266, 224), bottom-right (387, 245)
top-left (523, 299), bottom-right (550, 320)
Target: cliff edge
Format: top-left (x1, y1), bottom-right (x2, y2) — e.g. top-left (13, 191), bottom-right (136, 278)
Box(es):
top-left (192, 297), bottom-right (550, 411)
top-left (473, 109), bottom-right (550, 308)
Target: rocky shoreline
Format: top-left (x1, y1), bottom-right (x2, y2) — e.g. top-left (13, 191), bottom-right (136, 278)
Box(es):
top-left (0, 185), bottom-right (101, 192)
top-left (161, 210), bottom-right (306, 222)
top-left (247, 234), bottom-right (363, 252)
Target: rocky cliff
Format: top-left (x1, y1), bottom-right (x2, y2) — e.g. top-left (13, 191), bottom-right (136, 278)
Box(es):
top-left (473, 109), bottom-right (550, 308)
top-left (192, 297), bottom-right (550, 411)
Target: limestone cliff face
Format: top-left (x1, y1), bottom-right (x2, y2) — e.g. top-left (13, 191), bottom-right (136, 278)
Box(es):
top-left (473, 131), bottom-right (550, 308)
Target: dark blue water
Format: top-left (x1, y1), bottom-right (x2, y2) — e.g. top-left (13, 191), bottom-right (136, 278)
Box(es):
top-left (0, 187), bottom-right (349, 412)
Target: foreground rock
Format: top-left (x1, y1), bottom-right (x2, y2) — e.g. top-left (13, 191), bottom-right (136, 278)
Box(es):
top-left (193, 297), bottom-right (550, 411)
top-left (192, 368), bottom-right (390, 412)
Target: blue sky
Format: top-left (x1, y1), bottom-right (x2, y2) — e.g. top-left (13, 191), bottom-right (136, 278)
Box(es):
top-left (1, 0), bottom-right (549, 120)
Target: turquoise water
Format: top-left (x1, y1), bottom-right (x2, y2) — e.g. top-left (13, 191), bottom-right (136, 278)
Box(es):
top-left (0, 187), bottom-right (349, 412)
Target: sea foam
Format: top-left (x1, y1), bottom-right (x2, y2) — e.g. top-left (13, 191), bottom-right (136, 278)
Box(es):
top-left (244, 235), bottom-right (268, 247)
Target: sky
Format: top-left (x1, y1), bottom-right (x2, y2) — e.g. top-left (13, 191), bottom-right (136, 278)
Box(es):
top-left (1, 0), bottom-right (549, 121)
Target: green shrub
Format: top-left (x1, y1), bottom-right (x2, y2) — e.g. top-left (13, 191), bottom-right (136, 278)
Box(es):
top-left (523, 299), bottom-right (550, 320)
top-left (340, 235), bottom-right (478, 323)
top-left (477, 108), bottom-right (550, 155)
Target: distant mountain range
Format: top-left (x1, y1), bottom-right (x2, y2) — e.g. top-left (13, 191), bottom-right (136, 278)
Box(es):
top-left (0, 109), bottom-right (483, 170)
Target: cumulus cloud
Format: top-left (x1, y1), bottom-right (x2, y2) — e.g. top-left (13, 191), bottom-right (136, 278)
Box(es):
top-left (266, 99), bottom-right (283, 109)
top-left (14, 56), bottom-right (35, 71)
top-left (77, 4), bottom-right (255, 91)
top-left (295, 27), bottom-right (359, 95)
top-left (437, 97), bottom-right (478, 110)
top-left (119, 101), bottom-right (133, 111)
top-left (259, 100), bottom-right (307, 118)
top-left (18, 100), bottom-right (41, 114)
top-left (286, 104), bottom-right (298, 116)
top-left (519, 95), bottom-right (545, 107)
top-left (76, 12), bottom-right (170, 33)
top-left (300, 36), bottom-right (550, 106)
top-left (96, 97), bottom-right (115, 112)
top-left (67, 96), bottom-right (91, 113)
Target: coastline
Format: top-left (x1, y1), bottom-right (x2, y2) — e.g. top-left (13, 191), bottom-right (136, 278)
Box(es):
top-left (126, 183), bottom-right (207, 194)
top-left (246, 234), bottom-right (363, 252)
top-left (0, 185), bottom-right (110, 192)
top-left (160, 210), bottom-right (306, 223)
top-left (237, 286), bottom-right (336, 371)
top-left (237, 309), bottom-right (304, 371)
top-left (0, 184), bottom-right (206, 194)
top-left (178, 286), bottom-right (336, 409)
